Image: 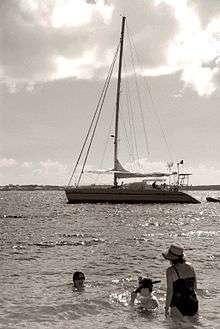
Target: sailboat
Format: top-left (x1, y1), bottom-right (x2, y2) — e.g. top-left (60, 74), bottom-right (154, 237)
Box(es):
top-left (65, 16), bottom-right (199, 204)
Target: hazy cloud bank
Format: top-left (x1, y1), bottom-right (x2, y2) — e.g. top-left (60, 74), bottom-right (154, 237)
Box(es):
top-left (1, 0), bottom-right (220, 95)
top-left (0, 156), bottom-right (220, 186)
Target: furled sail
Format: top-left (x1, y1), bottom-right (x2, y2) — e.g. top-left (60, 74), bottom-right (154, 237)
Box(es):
top-left (114, 159), bottom-right (170, 179)
top-left (87, 158), bottom-right (170, 179)
top-left (115, 171), bottom-right (170, 179)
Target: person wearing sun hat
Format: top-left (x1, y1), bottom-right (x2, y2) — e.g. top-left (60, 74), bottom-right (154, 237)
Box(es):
top-left (130, 277), bottom-right (160, 311)
top-left (162, 244), bottom-right (185, 261)
top-left (162, 244), bottom-right (198, 318)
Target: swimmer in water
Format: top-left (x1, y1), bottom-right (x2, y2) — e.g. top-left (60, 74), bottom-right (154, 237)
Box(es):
top-left (130, 277), bottom-right (160, 311)
top-left (162, 244), bottom-right (198, 318)
top-left (72, 271), bottom-right (85, 290)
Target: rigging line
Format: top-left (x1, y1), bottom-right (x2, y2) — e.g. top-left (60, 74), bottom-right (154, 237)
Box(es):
top-left (68, 44), bottom-right (119, 186)
top-left (67, 43), bottom-right (120, 186)
top-left (124, 59), bottom-right (138, 162)
top-left (126, 26), bottom-right (174, 162)
top-left (76, 78), bottom-right (112, 186)
top-left (123, 43), bottom-right (141, 170)
top-left (119, 107), bottom-right (136, 171)
top-left (143, 81), bottom-right (174, 162)
top-left (119, 96), bottom-right (131, 161)
top-left (76, 46), bottom-right (118, 187)
top-left (126, 21), bottom-right (150, 157)
top-left (123, 58), bottom-right (140, 170)
top-left (95, 105), bottom-right (115, 185)
top-left (120, 61), bottom-right (133, 160)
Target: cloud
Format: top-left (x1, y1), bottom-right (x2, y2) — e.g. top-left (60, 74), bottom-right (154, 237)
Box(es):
top-left (0, 157), bottom-right (219, 186)
top-left (21, 161), bottom-right (33, 168)
top-left (124, 159), bottom-right (220, 186)
top-left (0, 159), bottom-right (69, 185)
top-left (38, 159), bottom-right (67, 173)
top-left (53, 48), bottom-right (99, 80)
top-left (189, 162), bottom-right (220, 185)
top-left (0, 0), bottom-right (114, 86)
top-left (153, 0), bottom-right (220, 96)
top-left (0, 0), bottom-right (220, 96)
top-left (0, 0), bottom-right (177, 87)
top-left (181, 65), bottom-right (218, 96)
top-left (51, 0), bottom-right (113, 28)
top-left (35, 160), bottom-right (68, 184)
top-left (0, 158), bottom-right (17, 167)
top-left (189, 0), bottom-right (220, 28)
top-left (125, 158), bottom-right (168, 172)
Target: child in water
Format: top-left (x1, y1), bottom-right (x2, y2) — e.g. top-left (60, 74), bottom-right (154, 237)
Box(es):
top-left (72, 271), bottom-right (85, 290)
top-left (130, 277), bottom-right (160, 311)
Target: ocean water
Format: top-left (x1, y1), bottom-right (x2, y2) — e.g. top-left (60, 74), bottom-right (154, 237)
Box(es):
top-left (0, 191), bottom-right (219, 329)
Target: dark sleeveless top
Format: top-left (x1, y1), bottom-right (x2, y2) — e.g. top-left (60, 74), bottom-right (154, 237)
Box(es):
top-left (171, 266), bottom-right (198, 316)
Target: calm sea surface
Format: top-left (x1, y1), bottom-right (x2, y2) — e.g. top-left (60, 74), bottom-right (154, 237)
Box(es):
top-left (0, 191), bottom-right (219, 329)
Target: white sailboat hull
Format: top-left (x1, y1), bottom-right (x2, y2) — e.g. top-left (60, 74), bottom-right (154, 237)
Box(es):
top-left (65, 187), bottom-right (200, 204)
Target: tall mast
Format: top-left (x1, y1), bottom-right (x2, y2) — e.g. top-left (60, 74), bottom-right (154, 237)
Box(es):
top-left (114, 16), bottom-right (126, 187)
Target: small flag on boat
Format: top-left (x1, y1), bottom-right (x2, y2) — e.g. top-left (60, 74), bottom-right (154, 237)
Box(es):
top-left (179, 160), bottom-right (183, 164)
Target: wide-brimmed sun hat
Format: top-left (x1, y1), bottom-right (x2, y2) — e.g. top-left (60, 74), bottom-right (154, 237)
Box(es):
top-left (162, 244), bottom-right (184, 260)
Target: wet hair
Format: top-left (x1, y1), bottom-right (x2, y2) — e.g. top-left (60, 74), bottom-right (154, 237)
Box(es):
top-left (145, 284), bottom-right (153, 293)
top-left (135, 278), bottom-right (156, 293)
top-left (73, 271), bottom-right (85, 282)
top-left (143, 280), bottom-right (153, 292)
top-left (135, 285), bottom-right (153, 293)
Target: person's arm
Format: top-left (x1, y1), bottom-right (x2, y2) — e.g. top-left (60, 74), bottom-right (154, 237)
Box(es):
top-left (165, 267), bottom-right (173, 317)
top-left (130, 291), bottom-right (137, 305)
top-left (191, 265), bottom-right (197, 290)
top-left (148, 295), bottom-right (159, 310)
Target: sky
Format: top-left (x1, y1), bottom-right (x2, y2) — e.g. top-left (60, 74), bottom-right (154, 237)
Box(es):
top-left (0, 0), bottom-right (220, 186)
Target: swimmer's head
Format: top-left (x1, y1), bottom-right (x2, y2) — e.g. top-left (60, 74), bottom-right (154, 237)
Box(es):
top-left (73, 271), bottom-right (85, 288)
top-left (136, 278), bottom-right (161, 293)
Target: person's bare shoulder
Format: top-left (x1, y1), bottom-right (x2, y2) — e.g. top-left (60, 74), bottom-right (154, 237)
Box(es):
top-left (166, 266), bottom-right (176, 281)
top-left (185, 262), bottom-right (196, 274)
top-left (166, 266), bottom-right (173, 273)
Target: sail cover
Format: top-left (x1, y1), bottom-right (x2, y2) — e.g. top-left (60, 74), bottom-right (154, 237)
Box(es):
top-left (87, 159), bottom-right (170, 179)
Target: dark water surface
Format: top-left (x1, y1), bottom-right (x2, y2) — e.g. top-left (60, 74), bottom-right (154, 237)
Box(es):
top-left (0, 191), bottom-right (219, 329)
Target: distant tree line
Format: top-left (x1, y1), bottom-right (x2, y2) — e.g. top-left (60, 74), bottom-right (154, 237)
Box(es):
top-left (0, 185), bottom-right (65, 191)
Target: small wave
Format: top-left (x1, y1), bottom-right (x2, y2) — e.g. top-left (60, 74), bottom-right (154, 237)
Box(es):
top-left (12, 244), bottom-right (27, 250)
top-left (197, 288), bottom-right (213, 298)
top-left (109, 291), bottom-right (130, 306)
top-left (14, 256), bottom-right (39, 261)
top-left (34, 242), bottom-right (56, 248)
top-left (41, 271), bottom-right (63, 276)
top-left (180, 230), bottom-right (219, 238)
top-left (34, 241), bottom-right (78, 248)
top-left (1, 214), bottom-right (24, 219)
top-left (10, 273), bottom-right (20, 277)
top-left (198, 287), bottom-right (220, 297)
top-left (32, 238), bottom-right (105, 248)
top-left (59, 233), bottom-right (87, 238)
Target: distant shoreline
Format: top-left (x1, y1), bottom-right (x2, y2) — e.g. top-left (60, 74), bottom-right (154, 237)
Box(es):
top-left (0, 185), bottom-right (64, 191)
top-left (1, 184), bottom-right (220, 191)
